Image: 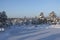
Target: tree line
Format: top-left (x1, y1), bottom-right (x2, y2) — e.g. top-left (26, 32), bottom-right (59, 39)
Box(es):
top-left (0, 11), bottom-right (59, 27)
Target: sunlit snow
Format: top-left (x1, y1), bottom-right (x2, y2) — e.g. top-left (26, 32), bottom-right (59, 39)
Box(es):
top-left (0, 24), bottom-right (60, 40)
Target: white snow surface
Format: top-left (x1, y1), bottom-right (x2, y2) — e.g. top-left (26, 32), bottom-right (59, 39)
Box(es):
top-left (0, 24), bottom-right (60, 40)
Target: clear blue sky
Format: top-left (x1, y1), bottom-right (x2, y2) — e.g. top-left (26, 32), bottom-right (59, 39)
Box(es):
top-left (0, 0), bottom-right (60, 18)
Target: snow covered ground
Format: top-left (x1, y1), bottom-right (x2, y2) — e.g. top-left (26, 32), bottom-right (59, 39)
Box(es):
top-left (0, 24), bottom-right (60, 40)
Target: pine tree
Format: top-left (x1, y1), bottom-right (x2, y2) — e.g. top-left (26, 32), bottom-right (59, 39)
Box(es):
top-left (0, 11), bottom-right (7, 27)
top-left (49, 11), bottom-right (56, 18)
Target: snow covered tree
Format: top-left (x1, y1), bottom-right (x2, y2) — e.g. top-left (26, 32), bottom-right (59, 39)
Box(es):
top-left (48, 11), bottom-right (57, 24)
top-left (0, 11), bottom-right (7, 27)
top-left (1, 11), bottom-right (7, 22)
top-left (39, 12), bottom-right (44, 18)
top-left (38, 12), bottom-right (47, 24)
top-left (49, 11), bottom-right (57, 18)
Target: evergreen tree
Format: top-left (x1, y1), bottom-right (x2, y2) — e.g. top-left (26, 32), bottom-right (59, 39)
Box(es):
top-left (48, 11), bottom-right (57, 24)
top-left (38, 12), bottom-right (47, 24)
top-left (49, 11), bottom-right (57, 18)
top-left (1, 11), bottom-right (7, 22)
top-left (0, 11), bottom-right (7, 27)
top-left (39, 12), bottom-right (44, 18)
